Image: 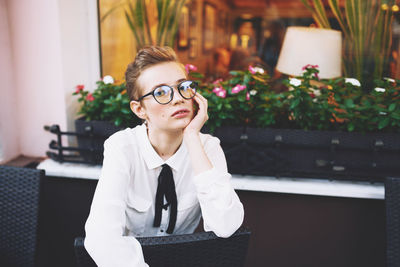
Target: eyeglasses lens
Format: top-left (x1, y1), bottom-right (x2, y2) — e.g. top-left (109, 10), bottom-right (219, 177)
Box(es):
top-left (154, 86), bottom-right (172, 104)
top-left (179, 81), bottom-right (197, 99)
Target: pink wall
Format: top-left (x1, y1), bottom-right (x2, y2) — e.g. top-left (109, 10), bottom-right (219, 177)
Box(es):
top-left (0, 0), bottom-right (100, 163)
top-left (1, 0), bottom-right (67, 162)
top-left (0, 0), bottom-right (19, 162)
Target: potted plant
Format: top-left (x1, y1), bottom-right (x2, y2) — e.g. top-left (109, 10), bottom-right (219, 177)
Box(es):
top-left (193, 65), bottom-right (400, 181)
top-left (101, 0), bottom-right (188, 48)
top-left (301, 0), bottom-right (395, 91)
top-left (73, 76), bottom-right (141, 163)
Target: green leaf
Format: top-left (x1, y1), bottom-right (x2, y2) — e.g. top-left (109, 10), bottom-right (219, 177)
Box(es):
top-left (121, 108), bottom-right (131, 114)
top-left (243, 74), bottom-right (251, 85)
top-left (391, 113), bottom-right (400, 120)
top-left (347, 122), bottom-right (355, 132)
top-left (290, 98), bottom-right (300, 109)
top-left (378, 118), bottom-right (390, 129)
top-left (124, 10), bottom-right (142, 46)
top-left (344, 98), bottom-right (355, 108)
top-left (190, 72), bottom-right (204, 79)
top-left (115, 117), bottom-right (122, 126)
top-left (100, 1), bottom-right (126, 22)
top-left (224, 103), bottom-right (232, 109)
top-left (313, 0), bottom-right (331, 28)
top-left (388, 103), bottom-right (396, 112)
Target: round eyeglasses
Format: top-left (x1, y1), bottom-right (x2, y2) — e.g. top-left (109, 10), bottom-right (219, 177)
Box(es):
top-left (137, 80), bottom-right (198, 105)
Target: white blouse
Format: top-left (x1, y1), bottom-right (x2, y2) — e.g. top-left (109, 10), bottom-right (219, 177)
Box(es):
top-left (84, 124), bottom-right (244, 267)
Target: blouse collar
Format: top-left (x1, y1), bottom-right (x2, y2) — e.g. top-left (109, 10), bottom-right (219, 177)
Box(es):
top-left (137, 124), bottom-right (187, 172)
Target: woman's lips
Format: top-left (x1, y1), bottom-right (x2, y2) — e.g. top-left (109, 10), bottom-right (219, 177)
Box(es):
top-left (171, 109), bottom-right (190, 118)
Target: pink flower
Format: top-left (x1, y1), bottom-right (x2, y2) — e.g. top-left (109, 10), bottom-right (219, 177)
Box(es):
top-left (246, 92), bottom-right (250, 101)
top-left (212, 87), bottom-right (226, 98)
top-left (302, 64), bottom-right (319, 71)
top-left (86, 93), bottom-right (94, 102)
top-left (248, 65), bottom-right (256, 74)
top-left (302, 64), bottom-right (320, 79)
top-left (185, 64), bottom-right (198, 74)
top-left (214, 88), bottom-right (227, 98)
top-left (75, 84), bottom-right (84, 93)
top-left (212, 86), bottom-right (223, 93)
top-left (248, 66), bottom-right (264, 74)
top-left (231, 84), bottom-right (246, 94)
top-left (212, 78), bottom-right (223, 85)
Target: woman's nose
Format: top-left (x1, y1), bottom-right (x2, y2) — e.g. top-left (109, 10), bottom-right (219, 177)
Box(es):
top-left (171, 87), bottom-right (184, 104)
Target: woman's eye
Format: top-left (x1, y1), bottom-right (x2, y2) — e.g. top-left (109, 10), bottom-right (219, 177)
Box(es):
top-left (179, 81), bottom-right (192, 92)
top-left (179, 85), bottom-right (188, 92)
top-left (154, 91), bottom-right (163, 97)
top-left (155, 87), bottom-right (169, 96)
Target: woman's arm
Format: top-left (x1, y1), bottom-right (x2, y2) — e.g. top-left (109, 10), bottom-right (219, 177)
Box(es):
top-left (191, 137), bottom-right (244, 238)
top-left (183, 94), bottom-right (212, 175)
top-left (183, 94), bottom-right (244, 238)
top-left (84, 137), bottom-right (149, 267)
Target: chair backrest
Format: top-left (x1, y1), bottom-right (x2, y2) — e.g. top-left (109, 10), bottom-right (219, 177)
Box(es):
top-left (386, 177), bottom-right (400, 267)
top-left (74, 228), bottom-right (251, 267)
top-left (0, 165), bottom-right (43, 267)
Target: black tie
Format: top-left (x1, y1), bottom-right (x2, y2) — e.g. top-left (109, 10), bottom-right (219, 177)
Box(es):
top-left (153, 164), bottom-right (177, 234)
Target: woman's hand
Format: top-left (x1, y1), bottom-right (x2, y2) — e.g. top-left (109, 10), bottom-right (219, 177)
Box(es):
top-left (183, 93), bottom-right (209, 136)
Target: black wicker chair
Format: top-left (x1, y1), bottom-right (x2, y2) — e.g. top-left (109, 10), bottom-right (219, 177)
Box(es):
top-left (74, 228), bottom-right (251, 267)
top-left (386, 177), bottom-right (400, 267)
top-left (0, 165), bottom-right (43, 267)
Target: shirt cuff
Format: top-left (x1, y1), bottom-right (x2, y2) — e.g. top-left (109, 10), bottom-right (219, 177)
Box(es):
top-left (192, 167), bottom-right (230, 193)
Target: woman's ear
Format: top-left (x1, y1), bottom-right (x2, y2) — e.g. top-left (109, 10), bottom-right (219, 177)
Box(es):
top-left (130, 101), bottom-right (147, 120)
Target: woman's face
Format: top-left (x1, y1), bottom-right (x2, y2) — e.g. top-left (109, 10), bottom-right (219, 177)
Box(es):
top-left (132, 62), bottom-right (194, 132)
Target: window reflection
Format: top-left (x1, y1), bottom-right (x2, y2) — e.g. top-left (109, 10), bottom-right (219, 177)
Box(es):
top-left (98, 0), bottom-right (400, 82)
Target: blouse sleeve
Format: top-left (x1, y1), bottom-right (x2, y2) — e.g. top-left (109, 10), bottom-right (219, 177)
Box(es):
top-left (192, 136), bottom-right (244, 238)
top-left (84, 137), bottom-right (149, 267)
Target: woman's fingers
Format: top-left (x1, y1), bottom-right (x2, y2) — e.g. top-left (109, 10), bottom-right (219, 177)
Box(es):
top-left (183, 94), bottom-right (208, 134)
top-left (196, 92), bottom-right (208, 106)
top-left (195, 94), bottom-right (208, 112)
top-left (194, 94), bottom-right (208, 121)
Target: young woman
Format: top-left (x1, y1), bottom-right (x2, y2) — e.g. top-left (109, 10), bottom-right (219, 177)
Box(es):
top-left (84, 46), bottom-right (244, 267)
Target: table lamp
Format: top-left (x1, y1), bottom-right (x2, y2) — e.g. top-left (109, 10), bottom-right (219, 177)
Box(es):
top-left (276, 26), bottom-right (342, 79)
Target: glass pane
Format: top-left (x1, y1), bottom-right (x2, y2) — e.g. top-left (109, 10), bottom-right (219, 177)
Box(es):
top-left (98, 0), bottom-right (400, 82)
top-left (98, 0), bottom-right (137, 81)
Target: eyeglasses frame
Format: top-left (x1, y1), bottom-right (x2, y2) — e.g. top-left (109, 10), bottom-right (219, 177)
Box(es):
top-left (136, 80), bottom-right (198, 105)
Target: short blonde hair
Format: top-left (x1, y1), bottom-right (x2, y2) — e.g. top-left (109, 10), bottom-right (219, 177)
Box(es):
top-left (125, 46), bottom-right (179, 101)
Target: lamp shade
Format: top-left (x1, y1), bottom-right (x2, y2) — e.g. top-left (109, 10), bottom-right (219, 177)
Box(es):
top-left (276, 26), bottom-right (342, 79)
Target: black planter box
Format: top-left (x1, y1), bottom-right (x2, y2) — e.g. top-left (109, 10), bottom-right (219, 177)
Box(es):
top-left (209, 127), bottom-right (400, 182)
top-left (72, 119), bottom-right (399, 182)
top-left (75, 118), bottom-right (123, 164)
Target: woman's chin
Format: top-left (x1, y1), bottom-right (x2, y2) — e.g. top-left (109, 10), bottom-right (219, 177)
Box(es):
top-left (170, 118), bottom-right (191, 130)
